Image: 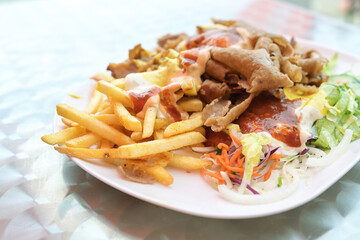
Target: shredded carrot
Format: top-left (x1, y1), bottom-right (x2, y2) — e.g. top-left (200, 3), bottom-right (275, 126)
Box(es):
top-left (268, 153), bottom-right (284, 160)
top-left (229, 132), bottom-right (242, 146)
top-left (217, 143), bottom-right (229, 151)
top-left (200, 170), bottom-right (224, 184)
top-left (229, 149), bottom-right (242, 166)
top-left (264, 158), bottom-right (280, 181)
top-left (226, 170), bottom-right (236, 178)
top-left (237, 157), bottom-right (245, 168)
top-left (202, 137), bottom-right (274, 185)
top-left (222, 149), bottom-right (229, 164)
top-left (252, 173), bottom-right (262, 177)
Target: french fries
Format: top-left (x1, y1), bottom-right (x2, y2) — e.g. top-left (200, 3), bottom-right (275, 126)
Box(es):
top-left (113, 102), bottom-right (142, 132)
top-left (43, 60), bottom-right (216, 186)
top-left (100, 139), bottom-right (112, 149)
top-left (142, 106), bottom-right (157, 138)
top-left (106, 152), bottom-right (172, 167)
top-left (145, 165), bottom-right (173, 185)
top-left (154, 129), bottom-right (164, 140)
top-left (61, 118), bottom-right (79, 127)
top-left (168, 154), bottom-right (212, 170)
top-left (96, 80), bottom-right (133, 108)
top-left (116, 132), bottom-right (205, 158)
top-left (65, 133), bottom-right (102, 148)
top-left (115, 159), bottom-right (173, 185)
top-left (56, 104), bottom-right (134, 146)
top-left (130, 131), bottom-right (143, 141)
top-left (94, 114), bottom-right (122, 126)
top-left (163, 115), bottom-right (204, 138)
top-left (42, 126), bottom-right (86, 145)
top-left (154, 118), bottom-right (168, 130)
top-left (85, 90), bottom-right (104, 114)
top-left (54, 132), bottom-right (205, 159)
top-left (111, 78), bottom-right (125, 89)
top-left (177, 97), bottom-right (203, 112)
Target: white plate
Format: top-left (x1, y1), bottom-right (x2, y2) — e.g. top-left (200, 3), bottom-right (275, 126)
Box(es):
top-left (54, 39), bottom-right (360, 219)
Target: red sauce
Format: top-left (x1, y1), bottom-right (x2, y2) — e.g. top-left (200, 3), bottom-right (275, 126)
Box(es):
top-left (205, 128), bottom-right (232, 147)
top-left (186, 28), bottom-right (243, 49)
top-left (160, 83), bottom-right (184, 121)
top-left (235, 92), bottom-right (302, 147)
top-left (128, 86), bottom-right (160, 114)
top-left (163, 103), bottom-right (182, 121)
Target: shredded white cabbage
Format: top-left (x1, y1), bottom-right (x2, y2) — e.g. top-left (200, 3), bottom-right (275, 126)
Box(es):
top-left (218, 167), bottom-right (299, 204)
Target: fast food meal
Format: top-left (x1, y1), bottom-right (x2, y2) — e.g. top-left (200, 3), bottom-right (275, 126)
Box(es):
top-left (42, 19), bottom-right (360, 204)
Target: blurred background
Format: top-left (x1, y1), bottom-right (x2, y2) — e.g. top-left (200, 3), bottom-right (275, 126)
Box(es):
top-left (282, 0), bottom-right (360, 26)
top-left (1, 0), bottom-right (360, 25)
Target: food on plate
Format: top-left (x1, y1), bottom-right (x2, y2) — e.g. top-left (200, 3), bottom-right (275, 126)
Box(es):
top-left (42, 19), bottom-right (360, 203)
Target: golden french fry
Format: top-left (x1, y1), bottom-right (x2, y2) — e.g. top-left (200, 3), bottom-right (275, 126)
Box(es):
top-left (142, 106), bottom-right (157, 138)
top-left (189, 112), bottom-right (202, 119)
top-left (154, 118), bottom-right (169, 130)
top-left (41, 126), bottom-right (86, 145)
top-left (168, 154), bottom-right (212, 170)
top-left (99, 106), bottom-right (113, 114)
top-left (115, 159), bottom-right (173, 185)
top-left (192, 143), bottom-right (205, 148)
top-left (113, 102), bottom-right (142, 132)
top-left (100, 139), bottom-right (112, 149)
top-left (55, 146), bottom-right (112, 160)
top-left (55, 132), bottom-right (205, 159)
top-left (85, 90), bottom-right (104, 114)
top-left (177, 98), bottom-right (203, 112)
top-left (194, 127), bottom-right (206, 136)
top-left (96, 80), bottom-right (133, 108)
top-left (65, 133), bottom-right (102, 148)
top-left (146, 165), bottom-right (173, 185)
top-left (111, 78), bottom-right (125, 89)
top-left (163, 115), bottom-right (204, 138)
top-left (131, 131), bottom-right (143, 141)
top-left (93, 114), bottom-right (121, 126)
top-left (56, 104), bottom-right (134, 146)
top-left (97, 99), bottom-right (111, 113)
top-left (153, 129), bottom-right (164, 140)
top-left (106, 152), bottom-right (172, 167)
top-left (117, 131), bottom-right (205, 158)
top-left (61, 117), bottom-right (79, 127)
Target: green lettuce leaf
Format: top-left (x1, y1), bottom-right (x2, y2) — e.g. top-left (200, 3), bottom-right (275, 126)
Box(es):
top-left (241, 133), bottom-right (271, 180)
top-left (313, 76), bottom-right (360, 149)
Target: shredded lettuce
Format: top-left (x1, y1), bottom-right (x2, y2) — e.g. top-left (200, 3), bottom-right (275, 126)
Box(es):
top-left (241, 133), bottom-right (271, 180)
top-left (312, 76), bottom-right (360, 149)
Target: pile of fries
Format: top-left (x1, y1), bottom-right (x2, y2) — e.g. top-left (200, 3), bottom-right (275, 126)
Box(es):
top-left (41, 77), bottom-right (212, 186)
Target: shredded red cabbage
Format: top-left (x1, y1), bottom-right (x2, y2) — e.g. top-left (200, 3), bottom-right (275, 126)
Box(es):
top-left (227, 145), bottom-right (237, 159)
top-left (257, 146), bottom-right (280, 167)
top-left (298, 148), bottom-right (309, 155)
top-left (230, 178), bottom-right (260, 195)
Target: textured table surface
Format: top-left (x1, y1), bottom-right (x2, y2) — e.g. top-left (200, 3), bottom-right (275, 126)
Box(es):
top-left (1, 0), bottom-right (360, 239)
